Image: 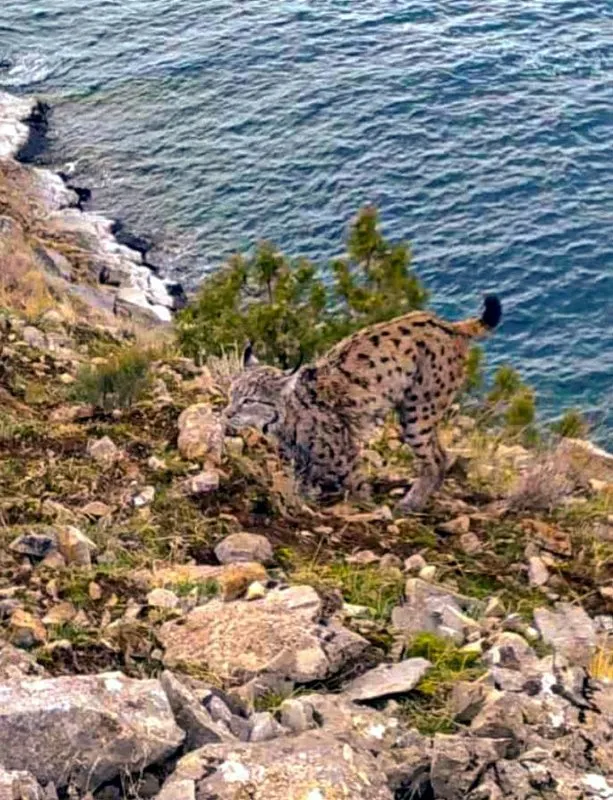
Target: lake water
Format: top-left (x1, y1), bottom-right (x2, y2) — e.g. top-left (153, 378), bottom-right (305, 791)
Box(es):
top-left (2, 0), bottom-right (612, 442)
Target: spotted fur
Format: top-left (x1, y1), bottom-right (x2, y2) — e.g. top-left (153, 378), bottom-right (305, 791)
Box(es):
top-left (225, 296), bottom-right (502, 510)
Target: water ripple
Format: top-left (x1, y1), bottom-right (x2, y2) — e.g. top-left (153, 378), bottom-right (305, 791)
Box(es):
top-left (1, 0), bottom-right (612, 441)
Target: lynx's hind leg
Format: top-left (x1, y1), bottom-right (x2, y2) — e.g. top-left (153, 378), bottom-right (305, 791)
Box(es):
top-left (397, 419), bottom-right (447, 512)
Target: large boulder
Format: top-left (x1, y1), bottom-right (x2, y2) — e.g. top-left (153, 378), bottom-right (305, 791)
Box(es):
top-left (0, 672), bottom-right (184, 791)
top-left (159, 731), bottom-right (394, 799)
top-left (159, 585), bottom-right (368, 684)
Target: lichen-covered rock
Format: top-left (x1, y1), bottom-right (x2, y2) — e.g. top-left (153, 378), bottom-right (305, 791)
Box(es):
top-left (177, 404), bottom-right (223, 463)
top-left (161, 731), bottom-right (394, 799)
top-left (430, 735), bottom-right (512, 800)
top-left (533, 604), bottom-right (597, 666)
top-left (159, 586), bottom-right (367, 684)
top-left (0, 766), bottom-right (45, 800)
top-left (159, 671), bottom-right (234, 751)
top-left (392, 579), bottom-right (482, 644)
top-left (87, 436), bottom-right (119, 465)
top-left (0, 672), bottom-right (184, 791)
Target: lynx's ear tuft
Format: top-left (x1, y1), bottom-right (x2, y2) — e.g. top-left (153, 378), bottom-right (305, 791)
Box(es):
top-left (243, 342), bottom-right (259, 368)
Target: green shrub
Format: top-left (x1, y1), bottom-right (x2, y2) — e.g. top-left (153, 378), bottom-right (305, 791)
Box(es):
top-left (464, 345), bottom-right (484, 393)
top-left (176, 206), bottom-right (428, 367)
top-left (551, 408), bottom-right (587, 439)
top-left (73, 347), bottom-right (151, 411)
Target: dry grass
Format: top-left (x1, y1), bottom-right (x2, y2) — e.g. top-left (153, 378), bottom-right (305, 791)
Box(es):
top-left (507, 448), bottom-right (577, 513)
top-left (590, 644), bottom-right (613, 683)
top-left (0, 224), bottom-right (56, 317)
top-left (206, 346), bottom-right (243, 392)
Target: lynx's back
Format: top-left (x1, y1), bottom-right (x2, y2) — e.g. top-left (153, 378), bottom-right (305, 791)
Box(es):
top-left (226, 296), bottom-right (502, 509)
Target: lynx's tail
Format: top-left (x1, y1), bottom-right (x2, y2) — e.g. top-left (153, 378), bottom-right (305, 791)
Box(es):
top-left (452, 295), bottom-right (502, 338)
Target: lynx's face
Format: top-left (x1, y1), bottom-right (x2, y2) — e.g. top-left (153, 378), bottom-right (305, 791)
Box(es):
top-left (225, 365), bottom-right (287, 434)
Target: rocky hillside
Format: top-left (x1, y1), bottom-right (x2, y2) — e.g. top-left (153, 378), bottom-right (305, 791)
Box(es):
top-left (1, 89), bottom-right (613, 800)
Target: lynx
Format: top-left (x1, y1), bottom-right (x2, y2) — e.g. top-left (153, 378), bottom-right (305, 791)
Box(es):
top-left (225, 295), bottom-right (502, 510)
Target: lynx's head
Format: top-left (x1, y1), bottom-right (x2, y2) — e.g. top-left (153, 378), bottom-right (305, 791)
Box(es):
top-left (224, 344), bottom-right (301, 435)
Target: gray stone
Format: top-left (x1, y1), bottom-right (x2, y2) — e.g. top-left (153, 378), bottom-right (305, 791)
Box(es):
top-left (134, 485), bottom-right (156, 507)
top-left (87, 436), bottom-right (119, 465)
top-left (392, 579), bottom-right (482, 644)
top-left (0, 766), bottom-right (44, 800)
top-left (344, 658), bottom-right (431, 702)
top-left (9, 531), bottom-right (57, 560)
top-left (248, 711), bottom-right (285, 742)
top-left (155, 779), bottom-right (196, 800)
top-left (307, 693), bottom-right (402, 754)
top-left (21, 326), bottom-right (46, 349)
top-left (470, 689), bottom-right (527, 741)
top-left (430, 735), bottom-right (510, 800)
top-left (148, 588), bottom-right (180, 609)
top-left (449, 680), bottom-right (488, 723)
top-left (533, 603), bottom-right (597, 666)
top-left (483, 632), bottom-right (538, 671)
top-left (159, 586), bottom-right (367, 684)
top-left (159, 671), bottom-right (232, 751)
top-left (528, 556), bottom-right (550, 587)
top-left (404, 554), bottom-right (427, 573)
top-left (162, 731), bottom-right (394, 799)
top-left (214, 532), bottom-right (274, 565)
top-left (187, 469), bottom-right (220, 495)
top-left (0, 672), bottom-right (184, 791)
top-left (279, 697), bottom-right (316, 733)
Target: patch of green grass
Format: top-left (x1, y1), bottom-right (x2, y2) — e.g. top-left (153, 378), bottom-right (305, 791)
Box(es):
top-left (291, 562), bottom-right (405, 622)
top-left (47, 622), bottom-right (94, 646)
top-left (551, 408), bottom-right (587, 439)
top-left (72, 346), bottom-right (152, 412)
top-left (171, 578), bottom-right (219, 601)
top-left (399, 632), bottom-right (485, 735)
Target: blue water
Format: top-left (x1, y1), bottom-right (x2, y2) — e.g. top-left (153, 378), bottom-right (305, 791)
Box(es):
top-left (2, 1), bottom-right (612, 442)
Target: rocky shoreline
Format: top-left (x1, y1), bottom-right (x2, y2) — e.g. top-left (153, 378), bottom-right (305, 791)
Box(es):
top-left (0, 89), bottom-right (185, 323)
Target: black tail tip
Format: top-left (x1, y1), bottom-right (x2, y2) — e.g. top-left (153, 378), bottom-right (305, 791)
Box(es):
top-left (481, 295), bottom-right (502, 329)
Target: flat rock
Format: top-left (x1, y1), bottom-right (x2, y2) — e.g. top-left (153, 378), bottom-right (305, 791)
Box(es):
top-left (162, 730), bottom-right (394, 799)
top-left (214, 532), bottom-right (273, 565)
top-left (177, 404), bottom-right (223, 463)
top-left (0, 672), bottom-right (184, 791)
top-left (159, 585), bottom-right (367, 683)
top-left (9, 530), bottom-right (57, 560)
top-left (344, 658), bottom-right (431, 702)
top-left (533, 603), bottom-right (597, 666)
